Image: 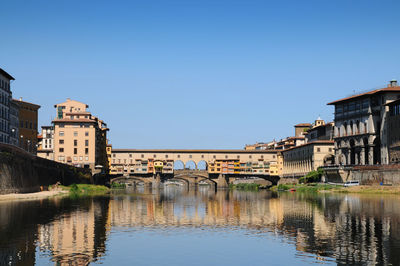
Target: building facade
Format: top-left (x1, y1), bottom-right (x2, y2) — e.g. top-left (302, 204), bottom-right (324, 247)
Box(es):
top-left (14, 98), bottom-right (40, 153)
top-left (53, 99), bottom-right (109, 173)
top-left (386, 99), bottom-right (400, 163)
top-left (282, 140), bottom-right (334, 178)
top-left (0, 68), bottom-right (14, 144)
top-left (9, 100), bottom-right (19, 146)
top-left (328, 80), bottom-right (400, 166)
top-left (37, 126), bottom-right (54, 160)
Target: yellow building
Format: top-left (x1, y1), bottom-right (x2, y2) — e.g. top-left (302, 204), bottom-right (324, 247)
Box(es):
top-left (53, 99), bottom-right (109, 173)
top-left (13, 98), bottom-right (40, 154)
top-left (106, 141), bottom-right (112, 173)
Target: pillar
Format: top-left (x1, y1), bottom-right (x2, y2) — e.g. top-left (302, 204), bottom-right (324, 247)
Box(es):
top-left (369, 146), bottom-right (374, 165)
top-left (360, 147), bottom-right (365, 165)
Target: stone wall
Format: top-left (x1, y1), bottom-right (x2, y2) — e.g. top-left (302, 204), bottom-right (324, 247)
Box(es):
top-left (323, 165), bottom-right (400, 185)
top-left (0, 144), bottom-right (92, 194)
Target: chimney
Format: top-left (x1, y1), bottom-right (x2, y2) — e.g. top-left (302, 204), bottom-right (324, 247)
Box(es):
top-left (390, 79), bottom-right (398, 87)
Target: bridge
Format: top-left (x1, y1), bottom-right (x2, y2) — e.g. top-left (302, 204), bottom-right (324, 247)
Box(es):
top-left (109, 149), bottom-right (281, 188)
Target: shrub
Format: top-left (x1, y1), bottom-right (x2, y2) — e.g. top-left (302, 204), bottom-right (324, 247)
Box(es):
top-left (300, 168), bottom-right (324, 184)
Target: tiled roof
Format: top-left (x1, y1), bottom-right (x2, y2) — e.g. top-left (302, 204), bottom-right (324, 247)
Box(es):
top-left (0, 68), bottom-right (15, 80)
top-left (327, 86), bottom-right (400, 105)
top-left (294, 123), bottom-right (312, 127)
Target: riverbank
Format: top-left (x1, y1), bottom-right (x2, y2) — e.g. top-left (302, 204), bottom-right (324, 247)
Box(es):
top-left (271, 183), bottom-right (400, 194)
top-left (0, 190), bottom-right (69, 202)
top-left (0, 184), bottom-right (110, 202)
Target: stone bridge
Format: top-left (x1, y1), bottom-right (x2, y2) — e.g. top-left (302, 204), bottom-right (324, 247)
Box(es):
top-left (110, 169), bottom-right (279, 189)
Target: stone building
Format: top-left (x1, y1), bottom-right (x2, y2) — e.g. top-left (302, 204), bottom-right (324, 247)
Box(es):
top-left (0, 68), bottom-right (14, 144)
top-left (328, 80), bottom-right (400, 166)
top-left (53, 99), bottom-right (109, 173)
top-left (281, 140), bottom-right (334, 178)
top-left (9, 100), bottom-right (19, 146)
top-left (14, 98), bottom-right (40, 154)
top-left (385, 99), bottom-right (400, 163)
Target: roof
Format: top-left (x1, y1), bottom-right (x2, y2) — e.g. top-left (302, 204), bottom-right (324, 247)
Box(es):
top-left (328, 86), bottom-right (400, 105)
top-left (112, 149), bottom-right (279, 154)
top-left (54, 98), bottom-right (89, 108)
top-left (53, 118), bottom-right (96, 123)
top-left (12, 99), bottom-right (41, 109)
top-left (0, 68), bottom-right (15, 80)
top-left (294, 123), bottom-right (312, 127)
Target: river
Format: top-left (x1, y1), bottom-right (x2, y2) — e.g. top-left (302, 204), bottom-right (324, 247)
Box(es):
top-left (1, 186), bottom-right (400, 265)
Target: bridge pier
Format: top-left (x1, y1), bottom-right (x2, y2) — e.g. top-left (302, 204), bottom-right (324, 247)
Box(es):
top-left (216, 174), bottom-right (229, 189)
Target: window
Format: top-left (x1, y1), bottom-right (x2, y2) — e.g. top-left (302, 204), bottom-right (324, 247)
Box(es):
top-left (85, 148), bottom-right (89, 154)
top-left (249, 155), bottom-right (252, 159)
top-left (129, 154), bottom-right (132, 158)
top-left (74, 140), bottom-right (77, 146)
top-left (177, 155), bottom-right (180, 158)
top-left (85, 156), bottom-right (89, 161)
top-left (59, 148), bottom-right (64, 152)
top-left (237, 155), bottom-right (240, 159)
top-left (59, 131), bottom-right (64, 136)
top-left (74, 148), bottom-right (77, 154)
top-left (225, 155), bottom-right (228, 159)
top-left (153, 154), bottom-right (156, 158)
top-left (79, 156), bottom-right (83, 161)
top-left (59, 124), bottom-right (64, 128)
top-left (85, 131), bottom-right (89, 136)
top-left (329, 148), bottom-right (332, 152)
top-left (29, 122), bottom-right (32, 129)
top-left (213, 155), bottom-right (216, 159)
top-left (317, 148), bottom-right (321, 152)
top-left (113, 159), bottom-right (115, 163)
top-left (189, 155), bottom-right (192, 158)
top-left (141, 154), bottom-right (144, 158)
top-left (113, 154), bottom-right (116, 157)
top-left (59, 139), bottom-right (64, 144)
top-left (165, 154), bottom-right (168, 158)
top-left (74, 131), bottom-right (78, 136)
top-left (73, 156), bottom-right (77, 161)
top-left (20, 121), bottom-right (23, 128)
top-left (85, 140), bottom-right (89, 146)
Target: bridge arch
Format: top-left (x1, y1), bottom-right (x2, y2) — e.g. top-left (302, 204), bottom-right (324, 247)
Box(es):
top-left (185, 160), bottom-right (197, 170)
top-left (197, 160), bottom-right (208, 170)
top-left (173, 160), bottom-right (185, 170)
top-left (197, 178), bottom-right (216, 186)
top-left (166, 177), bottom-right (190, 189)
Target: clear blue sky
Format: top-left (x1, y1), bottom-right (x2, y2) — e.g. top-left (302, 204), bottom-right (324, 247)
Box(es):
top-left (1, 0), bottom-right (400, 149)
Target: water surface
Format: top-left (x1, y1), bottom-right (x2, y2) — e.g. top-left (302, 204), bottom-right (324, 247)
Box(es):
top-left (1, 187), bottom-right (400, 265)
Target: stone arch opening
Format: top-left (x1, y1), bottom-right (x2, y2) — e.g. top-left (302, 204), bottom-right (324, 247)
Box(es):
top-left (185, 160), bottom-right (197, 170)
top-left (165, 177), bottom-right (190, 188)
top-left (173, 160), bottom-right (185, 170)
top-left (363, 137), bottom-right (369, 165)
top-left (373, 137), bottom-right (381, 164)
top-left (197, 160), bottom-right (208, 170)
top-left (349, 139), bottom-right (356, 165)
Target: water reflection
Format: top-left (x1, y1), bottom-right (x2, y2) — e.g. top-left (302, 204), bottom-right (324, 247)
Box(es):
top-left (1, 187), bottom-right (400, 265)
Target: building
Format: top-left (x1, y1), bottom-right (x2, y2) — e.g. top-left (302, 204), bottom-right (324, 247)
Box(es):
top-left (327, 80), bottom-right (400, 165)
top-left (385, 99), bottom-right (400, 163)
top-left (281, 140), bottom-right (334, 178)
top-left (9, 100), bottom-right (19, 146)
top-left (14, 98), bottom-right (40, 153)
top-left (294, 123), bottom-right (312, 137)
top-left (305, 119), bottom-right (334, 143)
top-left (37, 126), bottom-right (54, 160)
top-left (0, 68), bottom-right (14, 144)
top-left (106, 141), bottom-right (112, 173)
top-left (53, 99), bottom-right (109, 173)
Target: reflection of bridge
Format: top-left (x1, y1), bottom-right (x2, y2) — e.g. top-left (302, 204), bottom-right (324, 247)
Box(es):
top-left (110, 149), bottom-right (280, 188)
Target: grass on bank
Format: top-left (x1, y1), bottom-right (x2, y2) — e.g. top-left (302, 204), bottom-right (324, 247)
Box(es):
top-left (110, 182), bottom-right (126, 189)
top-left (270, 183), bottom-right (341, 193)
top-left (229, 183), bottom-right (261, 191)
top-left (50, 184), bottom-right (109, 195)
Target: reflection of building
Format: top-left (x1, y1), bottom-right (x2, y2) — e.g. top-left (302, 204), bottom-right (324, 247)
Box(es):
top-left (14, 98), bottom-right (40, 154)
top-left (0, 68), bottom-right (14, 144)
top-left (328, 80), bottom-right (400, 165)
top-left (38, 199), bottom-right (109, 265)
top-left (37, 125), bottom-right (54, 160)
top-left (53, 99), bottom-right (109, 173)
